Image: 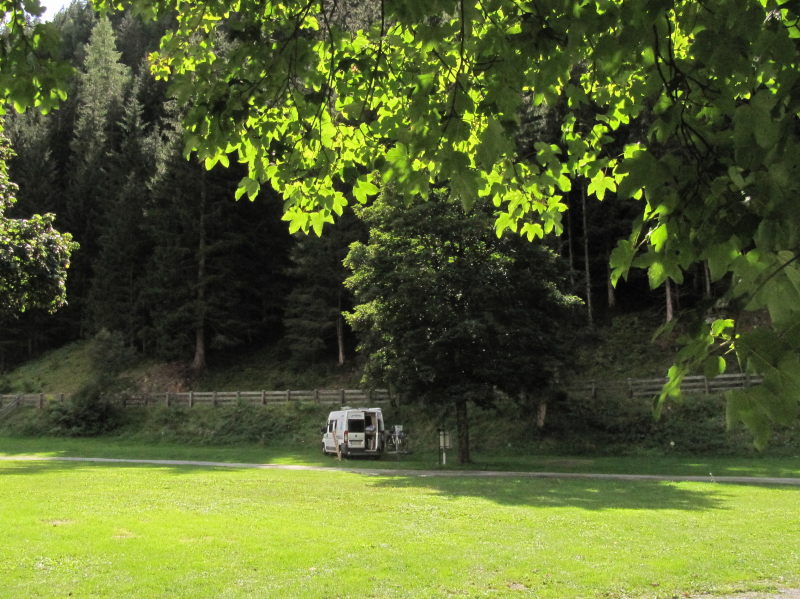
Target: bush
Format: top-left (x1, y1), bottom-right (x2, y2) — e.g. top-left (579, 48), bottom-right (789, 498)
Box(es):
top-left (43, 380), bottom-right (126, 436)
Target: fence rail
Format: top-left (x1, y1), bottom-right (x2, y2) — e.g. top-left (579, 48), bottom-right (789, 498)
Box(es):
top-left (0, 373), bottom-right (762, 415)
top-left (0, 389), bottom-right (392, 410)
top-left (570, 373), bottom-right (762, 399)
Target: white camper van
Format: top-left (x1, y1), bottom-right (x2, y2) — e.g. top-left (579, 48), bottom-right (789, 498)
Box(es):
top-left (322, 407), bottom-right (385, 457)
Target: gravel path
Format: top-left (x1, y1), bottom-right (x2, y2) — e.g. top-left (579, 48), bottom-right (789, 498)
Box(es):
top-left (2, 455), bottom-right (800, 486)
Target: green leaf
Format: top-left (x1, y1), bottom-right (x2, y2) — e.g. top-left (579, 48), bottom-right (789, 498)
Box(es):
top-left (703, 355), bottom-right (726, 379)
top-left (235, 177), bottom-right (260, 201)
top-left (353, 176), bottom-right (379, 204)
top-left (649, 224), bottom-right (668, 252)
top-left (707, 240), bottom-right (739, 281)
top-left (476, 119), bottom-right (508, 169)
top-left (587, 170), bottom-right (616, 200)
top-left (451, 170), bottom-right (479, 211)
top-left (609, 239), bottom-right (636, 286)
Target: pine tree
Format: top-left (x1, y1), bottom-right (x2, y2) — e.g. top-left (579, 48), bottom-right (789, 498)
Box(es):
top-left (87, 73), bottom-right (154, 345)
top-left (65, 15), bottom-right (131, 335)
top-left (141, 106), bottom-right (290, 369)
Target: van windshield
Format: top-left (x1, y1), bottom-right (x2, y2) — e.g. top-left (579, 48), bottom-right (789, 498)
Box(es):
top-left (347, 418), bottom-right (365, 432)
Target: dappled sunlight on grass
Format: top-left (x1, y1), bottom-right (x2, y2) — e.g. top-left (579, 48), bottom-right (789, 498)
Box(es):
top-left (1, 457), bottom-right (798, 599)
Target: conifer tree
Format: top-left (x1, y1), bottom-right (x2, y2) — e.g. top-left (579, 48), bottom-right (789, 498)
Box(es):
top-left (65, 15), bottom-right (131, 334)
top-left (142, 106), bottom-right (289, 368)
top-left (87, 73), bottom-right (154, 345)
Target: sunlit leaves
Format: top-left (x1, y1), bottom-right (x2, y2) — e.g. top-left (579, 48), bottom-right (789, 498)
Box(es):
top-left (587, 170), bottom-right (616, 201)
top-left (73, 0), bottom-right (800, 442)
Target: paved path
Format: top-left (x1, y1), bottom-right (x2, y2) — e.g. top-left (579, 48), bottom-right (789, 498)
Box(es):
top-left (2, 455), bottom-right (800, 486)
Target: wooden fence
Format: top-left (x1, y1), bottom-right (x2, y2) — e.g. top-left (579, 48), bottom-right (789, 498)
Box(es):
top-left (570, 373), bottom-right (762, 399)
top-left (0, 373), bottom-right (763, 416)
top-left (0, 388), bottom-right (391, 411)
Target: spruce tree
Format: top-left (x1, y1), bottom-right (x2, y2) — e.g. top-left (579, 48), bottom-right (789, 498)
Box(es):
top-left (65, 15), bottom-right (131, 335)
top-left (142, 106), bottom-right (289, 369)
top-left (87, 73), bottom-right (154, 346)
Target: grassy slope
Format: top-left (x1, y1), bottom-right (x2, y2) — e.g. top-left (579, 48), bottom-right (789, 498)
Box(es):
top-left (0, 341), bottom-right (95, 395)
top-left (1, 339), bottom-right (363, 394)
top-left (1, 456), bottom-right (798, 599)
top-left (0, 307), bottom-right (693, 395)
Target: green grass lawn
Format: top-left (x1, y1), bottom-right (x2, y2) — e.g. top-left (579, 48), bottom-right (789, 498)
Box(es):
top-left (1, 438), bottom-right (799, 598)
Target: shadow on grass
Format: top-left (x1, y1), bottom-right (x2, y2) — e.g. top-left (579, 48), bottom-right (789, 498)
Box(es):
top-left (362, 471), bottom-right (741, 511)
top-left (0, 454), bottom-right (746, 513)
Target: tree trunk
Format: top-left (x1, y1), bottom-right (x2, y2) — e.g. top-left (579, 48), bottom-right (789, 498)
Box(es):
top-left (536, 401), bottom-right (547, 429)
top-left (606, 249), bottom-right (616, 309)
top-left (336, 289), bottom-right (345, 366)
top-left (581, 183), bottom-right (593, 328)
top-left (665, 278), bottom-right (674, 323)
top-left (703, 260), bottom-right (712, 299)
top-left (456, 397), bottom-right (471, 464)
top-left (191, 170), bottom-right (208, 372)
top-left (566, 195), bottom-right (576, 288)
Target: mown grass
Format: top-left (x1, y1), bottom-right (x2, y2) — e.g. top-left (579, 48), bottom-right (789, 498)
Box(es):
top-left (0, 451), bottom-right (798, 599)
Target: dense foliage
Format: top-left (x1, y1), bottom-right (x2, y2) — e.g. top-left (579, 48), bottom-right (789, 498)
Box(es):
top-left (345, 191), bottom-right (579, 461)
top-left (2, 0), bottom-right (799, 449)
top-left (143, 0), bottom-right (800, 445)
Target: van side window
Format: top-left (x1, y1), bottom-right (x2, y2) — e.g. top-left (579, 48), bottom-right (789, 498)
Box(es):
top-left (328, 420), bottom-right (335, 433)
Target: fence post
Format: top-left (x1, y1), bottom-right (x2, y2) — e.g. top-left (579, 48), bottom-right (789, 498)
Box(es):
top-left (165, 392), bottom-right (171, 407)
top-left (703, 376), bottom-right (710, 395)
top-left (213, 391), bottom-right (218, 407)
top-left (38, 393), bottom-right (44, 409)
top-left (287, 389), bottom-right (292, 402)
top-left (189, 391), bottom-right (194, 408)
top-left (236, 391), bottom-right (241, 403)
top-left (627, 378), bottom-right (633, 398)
top-left (367, 388), bottom-right (373, 404)
top-left (340, 389), bottom-right (345, 406)
top-left (59, 393), bottom-right (64, 404)
top-left (314, 389), bottom-right (319, 404)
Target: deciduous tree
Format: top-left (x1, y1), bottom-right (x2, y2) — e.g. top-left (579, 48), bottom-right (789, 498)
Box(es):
top-left (345, 191), bottom-right (579, 462)
top-left (0, 134), bottom-right (77, 319)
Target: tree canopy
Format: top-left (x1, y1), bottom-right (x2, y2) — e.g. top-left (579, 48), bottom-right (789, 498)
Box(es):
top-left (2, 0), bottom-right (800, 442)
top-left (0, 134), bottom-right (77, 318)
top-left (345, 190), bottom-right (579, 462)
